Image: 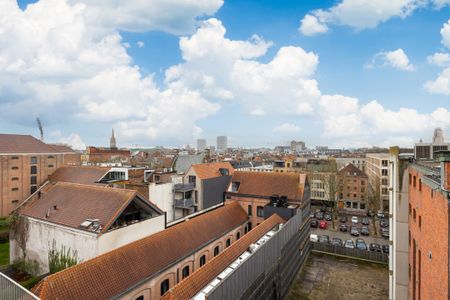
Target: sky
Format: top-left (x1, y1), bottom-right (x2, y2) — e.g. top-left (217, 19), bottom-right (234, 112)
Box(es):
top-left (1, 0), bottom-right (450, 149)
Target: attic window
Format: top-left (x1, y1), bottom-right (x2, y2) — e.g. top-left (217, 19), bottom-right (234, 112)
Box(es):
top-left (231, 182), bottom-right (240, 192)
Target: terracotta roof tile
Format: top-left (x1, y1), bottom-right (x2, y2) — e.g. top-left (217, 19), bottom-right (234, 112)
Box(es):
top-left (19, 182), bottom-right (136, 233)
top-left (0, 134), bottom-right (76, 154)
top-left (230, 171), bottom-right (306, 201)
top-left (33, 202), bottom-right (248, 300)
top-left (161, 214), bottom-right (285, 300)
top-left (49, 166), bottom-right (109, 185)
top-left (191, 162), bottom-right (234, 180)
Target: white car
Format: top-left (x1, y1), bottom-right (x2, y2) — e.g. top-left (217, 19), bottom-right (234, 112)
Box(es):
top-left (310, 234), bottom-right (319, 243)
top-left (351, 216), bottom-right (359, 224)
top-left (344, 239), bottom-right (355, 249)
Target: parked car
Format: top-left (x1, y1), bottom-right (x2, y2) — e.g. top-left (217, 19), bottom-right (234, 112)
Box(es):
top-left (324, 213), bottom-right (332, 221)
top-left (382, 244), bottom-right (389, 254)
top-left (380, 219), bottom-right (389, 228)
top-left (356, 238), bottom-right (367, 250)
top-left (344, 239), bottom-right (355, 249)
top-left (310, 219), bottom-right (319, 228)
top-left (381, 227), bottom-right (389, 238)
top-left (369, 243), bottom-right (382, 252)
top-left (350, 226), bottom-right (360, 236)
top-left (351, 216), bottom-right (359, 224)
top-left (315, 212), bottom-right (324, 220)
top-left (377, 210), bottom-right (385, 219)
top-left (339, 224), bottom-right (348, 232)
top-left (362, 217), bottom-right (370, 225)
top-left (361, 226), bottom-right (370, 236)
top-left (331, 238), bottom-right (343, 246)
top-left (339, 215), bottom-right (348, 223)
top-left (319, 235), bottom-right (330, 244)
top-left (310, 234), bottom-right (319, 242)
top-left (310, 213), bottom-right (315, 219)
top-left (367, 210), bottom-right (375, 217)
top-left (319, 220), bottom-right (328, 229)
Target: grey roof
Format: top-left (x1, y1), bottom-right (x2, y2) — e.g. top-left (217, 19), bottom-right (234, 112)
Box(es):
top-left (174, 154), bottom-right (205, 173)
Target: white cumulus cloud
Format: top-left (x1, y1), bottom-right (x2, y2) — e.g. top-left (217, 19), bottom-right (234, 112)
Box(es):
top-left (427, 52), bottom-right (450, 66)
top-left (367, 48), bottom-right (415, 71)
top-left (299, 14), bottom-right (328, 36)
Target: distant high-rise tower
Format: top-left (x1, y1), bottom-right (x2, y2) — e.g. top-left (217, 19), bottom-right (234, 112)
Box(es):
top-left (433, 127), bottom-right (445, 144)
top-left (197, 139), bottom-right (206, 152)
top-left (217, 136), bottom-right (227, 153)
top-left (110, 129), bottom-right (117, 149)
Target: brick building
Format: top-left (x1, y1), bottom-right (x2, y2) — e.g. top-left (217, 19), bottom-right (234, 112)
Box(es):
top-left (408, 151), bottom-right (450, 300)
top-left (85, 146), bottom-right (131, 164)
top-left (0, 134), bottom-right (80, 216)
top-left (366, 153), bottom-right (390, 211)
top-left (337, 163), bottom-right (369, 212)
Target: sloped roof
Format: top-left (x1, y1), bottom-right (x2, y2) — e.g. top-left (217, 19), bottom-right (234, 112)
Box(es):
top-left (161, 214), bottom-right (285, 300)
top-left (230, 171), bottom-right (306, 201)
top-left (191, 162), bottom-right (234, 180)
top-left (175, 154), bottom-right (205, 173)
top-left (48, 166), bottom-right (109, 185)
top-left (19, 182), bottom-right (138, 234)
top-left (0, 134), bottom-right (76, 154)
top-left (337, 163), bottom-right (367, 178)
top-left (32, 202), bottom-right (248, 300)
top-left (47, 144), bottom-right (77, 153)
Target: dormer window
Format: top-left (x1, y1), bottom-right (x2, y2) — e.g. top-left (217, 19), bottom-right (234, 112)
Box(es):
top-left (231, 182), bottom-right (240, 192)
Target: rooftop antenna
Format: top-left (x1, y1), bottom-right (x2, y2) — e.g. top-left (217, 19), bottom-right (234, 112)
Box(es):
top-left (37, 117), bottom-right (44, 142)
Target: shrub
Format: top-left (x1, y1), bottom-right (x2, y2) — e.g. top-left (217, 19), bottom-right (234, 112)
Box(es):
top-left (12, 259), bottom-right (40, 276)
top-left (48, 240), bottom-right (79, 274)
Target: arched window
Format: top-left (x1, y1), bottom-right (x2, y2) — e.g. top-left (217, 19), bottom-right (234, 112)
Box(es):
top-left (214, 246), bottom-right (220, 256)
top-left (226, 238), bottom-right (231, 247)
top-left (236, 231), bottom-right (240, 240)
top-left (160, 279), bottom-right (170, 296)
top-left (244, 226), bottom-right (248, 234)
top-left (199, 255), bottom-right (206, 267)
top-left (182, 265), bottom-right (190, 279)
top-left (135, 296), bottom-right (144, 300)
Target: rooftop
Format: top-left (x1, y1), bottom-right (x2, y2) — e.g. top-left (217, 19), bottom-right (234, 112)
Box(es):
top-left (32, 202), bottom-right (248, 300)
top-left (0, 134), bottom-right (76, 154)
top-left (337, 163), bottom-right (367, 177)
top-left (48, 166), bottom-right (110, 185)
top-left (191, 162), bottom-right (234, 180)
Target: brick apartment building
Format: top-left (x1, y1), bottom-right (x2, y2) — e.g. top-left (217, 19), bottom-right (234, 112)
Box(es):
top-left (408, 151), bottom-right (450, 300)
top-left (337, 163), bottom-right (369, 212)
top-left (0, 134), bottom-right (80, 216)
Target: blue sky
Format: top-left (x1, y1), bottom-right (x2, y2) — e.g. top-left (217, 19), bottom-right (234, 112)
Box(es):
top-left (2, 0), bottom-right (450, 149)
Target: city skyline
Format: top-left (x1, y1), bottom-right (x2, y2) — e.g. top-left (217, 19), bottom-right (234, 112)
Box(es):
top-left (1, 0), bottom-right (450, 149)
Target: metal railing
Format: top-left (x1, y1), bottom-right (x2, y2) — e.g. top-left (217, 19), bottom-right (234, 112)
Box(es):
top-left (312, 242), bottom-right (388, 263)
top-left (174, 198), bottom-right (194, 208)
top-left (173, 183), bottom-right (195, 191)
top-left (0, 272), bottom-right (40, 300)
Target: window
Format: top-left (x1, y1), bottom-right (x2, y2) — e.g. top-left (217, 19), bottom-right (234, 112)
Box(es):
top-left (409, 231), bottom-right (411, 247)
top-left (231, 182), bottom-right (240, 192)
top-left (31, 186), bottom-right (37, 194)
top-left (30, 166), bottom-right (37, 175)
top-left (244, 226), bottom-right (248, 234)
top-left (30, 176), bottom-right (37, 185)
top-left (188, 176), bottom-right (196, 187)
top-left (11, 177), bottom-right (19, 181)
top-left (11, 156), bottom-right (19, 160)
top-left (257, 206), bottom-right (264, 217)
top-left (431, 189), bottom-right (434, 198)
top-left (382, 178), bottom-right (388, 185)
top-left (135, 296), bottom-right (144, 300)
top-left (353, 194), bottom-right (357, 198)
top-left (361, 180), bottom-right (365, 185)
top-left (409, 174), bottom-right (412, 185)
top-left (226, 238), bottom-right (231, 247)
top-left (214, 246), bottom-right (220, 256)
top-left (11, 166), bottom-right (19, 170)
top-left (11, 200), bottom-right (19, 204)
top-left (160, 279), bottom-right (170, 296)
top-left (182, 265), bottom-right (190, 279)
top-left (199, 255), bottom-right (206, 267)
top-left (236, 232), bottom-right (240, 240)
top-left (382, 169), bottom-right (388, 176)
top-left (11, 188), bottom-right (19, 191)
top-left (48, 165), bottom-right (54, 168)
top-left (360, 203), bottom-right (366, 210)
top-left (247, 205), bottom-right (252, 216)
top-left (413, 176), bottom-right (416, 188)
top-left (48, 155), bottom-right (54, 159)
top-left (419, 179), bottom-right (422, 192)
top-left (248, 222), bottom-right (252, 231)
top-left (30, 156), bottom-right (37, 164)
top-left (419, 216), bottom-right (422, 229)
top-left (409, 204), bottom-right (411, 215)
top-left (413, 209), bottom-right (416, 220)
top-left (382, 160), bottom-right (388, 167)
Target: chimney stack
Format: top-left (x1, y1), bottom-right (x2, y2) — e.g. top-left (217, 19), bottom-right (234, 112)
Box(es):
top-left (437, 151), bottom-right (450, 191)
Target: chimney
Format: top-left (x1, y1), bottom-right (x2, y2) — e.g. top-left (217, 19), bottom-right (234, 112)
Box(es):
top-left (438, 151), bottom-right (450, 191)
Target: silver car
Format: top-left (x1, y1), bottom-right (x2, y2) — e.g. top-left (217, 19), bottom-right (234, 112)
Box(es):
top-left (344, 239), bottom-right (355, 249)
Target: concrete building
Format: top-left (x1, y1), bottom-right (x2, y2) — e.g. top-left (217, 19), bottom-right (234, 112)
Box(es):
top-left (414, 128), bottom-right (449, 160)
top-left (196, 139), bottom-right (206, 152)
top-left (335, 157), bottom-right (366, 172)
top-left (337, 163), bottom-right (368, 212)
top-left (216, 136), bottom-right (227, 153)
top-left (0, 134), bottom-right (80, 216)
top-left (290, 140), bottom-right (306, 152)
top-left (11, 182), bottom-right (165, 274)
top-left (32, 202), bottom-right (251, 300)
top-left (407, 151), bottom-right (450, 300)
top-left (366, 153), bottom-right (390, 211)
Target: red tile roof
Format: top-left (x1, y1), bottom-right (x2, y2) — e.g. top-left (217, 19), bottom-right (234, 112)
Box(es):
top-left (337, 163), bottom-right (367, 177)
top-left (191, 162), bottom-right (234, 180)
top-left (161, 214), bottom-right (285, 300)
top-left (0, 134), bottom-right (76, 154)
top-left (32, 202), bottom-right (248, 300)
top-left (48, 166), bottom-right (109, 185)
top-left (229, 171), bottom-right (306, 201)
top-left (19, 182), bottom-right (138, 234)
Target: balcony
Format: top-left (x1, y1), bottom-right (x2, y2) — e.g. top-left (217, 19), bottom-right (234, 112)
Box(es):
top-left (174, 183), bottom-right (195, 192)
top-left (174, 198), bottom-right (195, 209)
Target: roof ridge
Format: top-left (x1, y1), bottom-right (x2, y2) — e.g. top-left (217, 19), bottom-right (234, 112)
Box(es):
top-left (54, 181), bottom-right (136, 194)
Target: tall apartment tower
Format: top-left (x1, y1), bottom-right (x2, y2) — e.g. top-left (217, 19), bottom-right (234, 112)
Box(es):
top-left (197, 139), bottom-right (206, 152)
top-left (110, 129), bottom-right (117, 149)
top-left (217, 136), bottom-right (227, 153)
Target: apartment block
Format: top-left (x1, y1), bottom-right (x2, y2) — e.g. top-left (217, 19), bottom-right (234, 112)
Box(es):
top-left (337, 163), bottom-right (368, 212)
top-left (365, 153), bottom-right (390, 211)
top-left (0, 134), bottom-right (80, 216)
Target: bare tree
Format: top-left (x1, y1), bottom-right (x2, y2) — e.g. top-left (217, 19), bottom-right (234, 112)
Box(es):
top-left (10, 214), bottom-right (30, 259)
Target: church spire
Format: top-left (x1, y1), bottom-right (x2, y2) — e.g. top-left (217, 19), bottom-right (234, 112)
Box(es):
top-left (110, 128), bottom-right (117, 149)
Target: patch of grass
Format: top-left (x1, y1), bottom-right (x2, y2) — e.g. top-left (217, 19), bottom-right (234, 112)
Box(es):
top-left (20, 276), bottom-right (40, 290)
top-left (0, 241), bottom-right (10, 266)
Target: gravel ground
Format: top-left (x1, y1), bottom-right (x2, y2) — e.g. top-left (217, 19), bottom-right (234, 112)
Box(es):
top-left (286, 252), bottom-right (389, 300)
